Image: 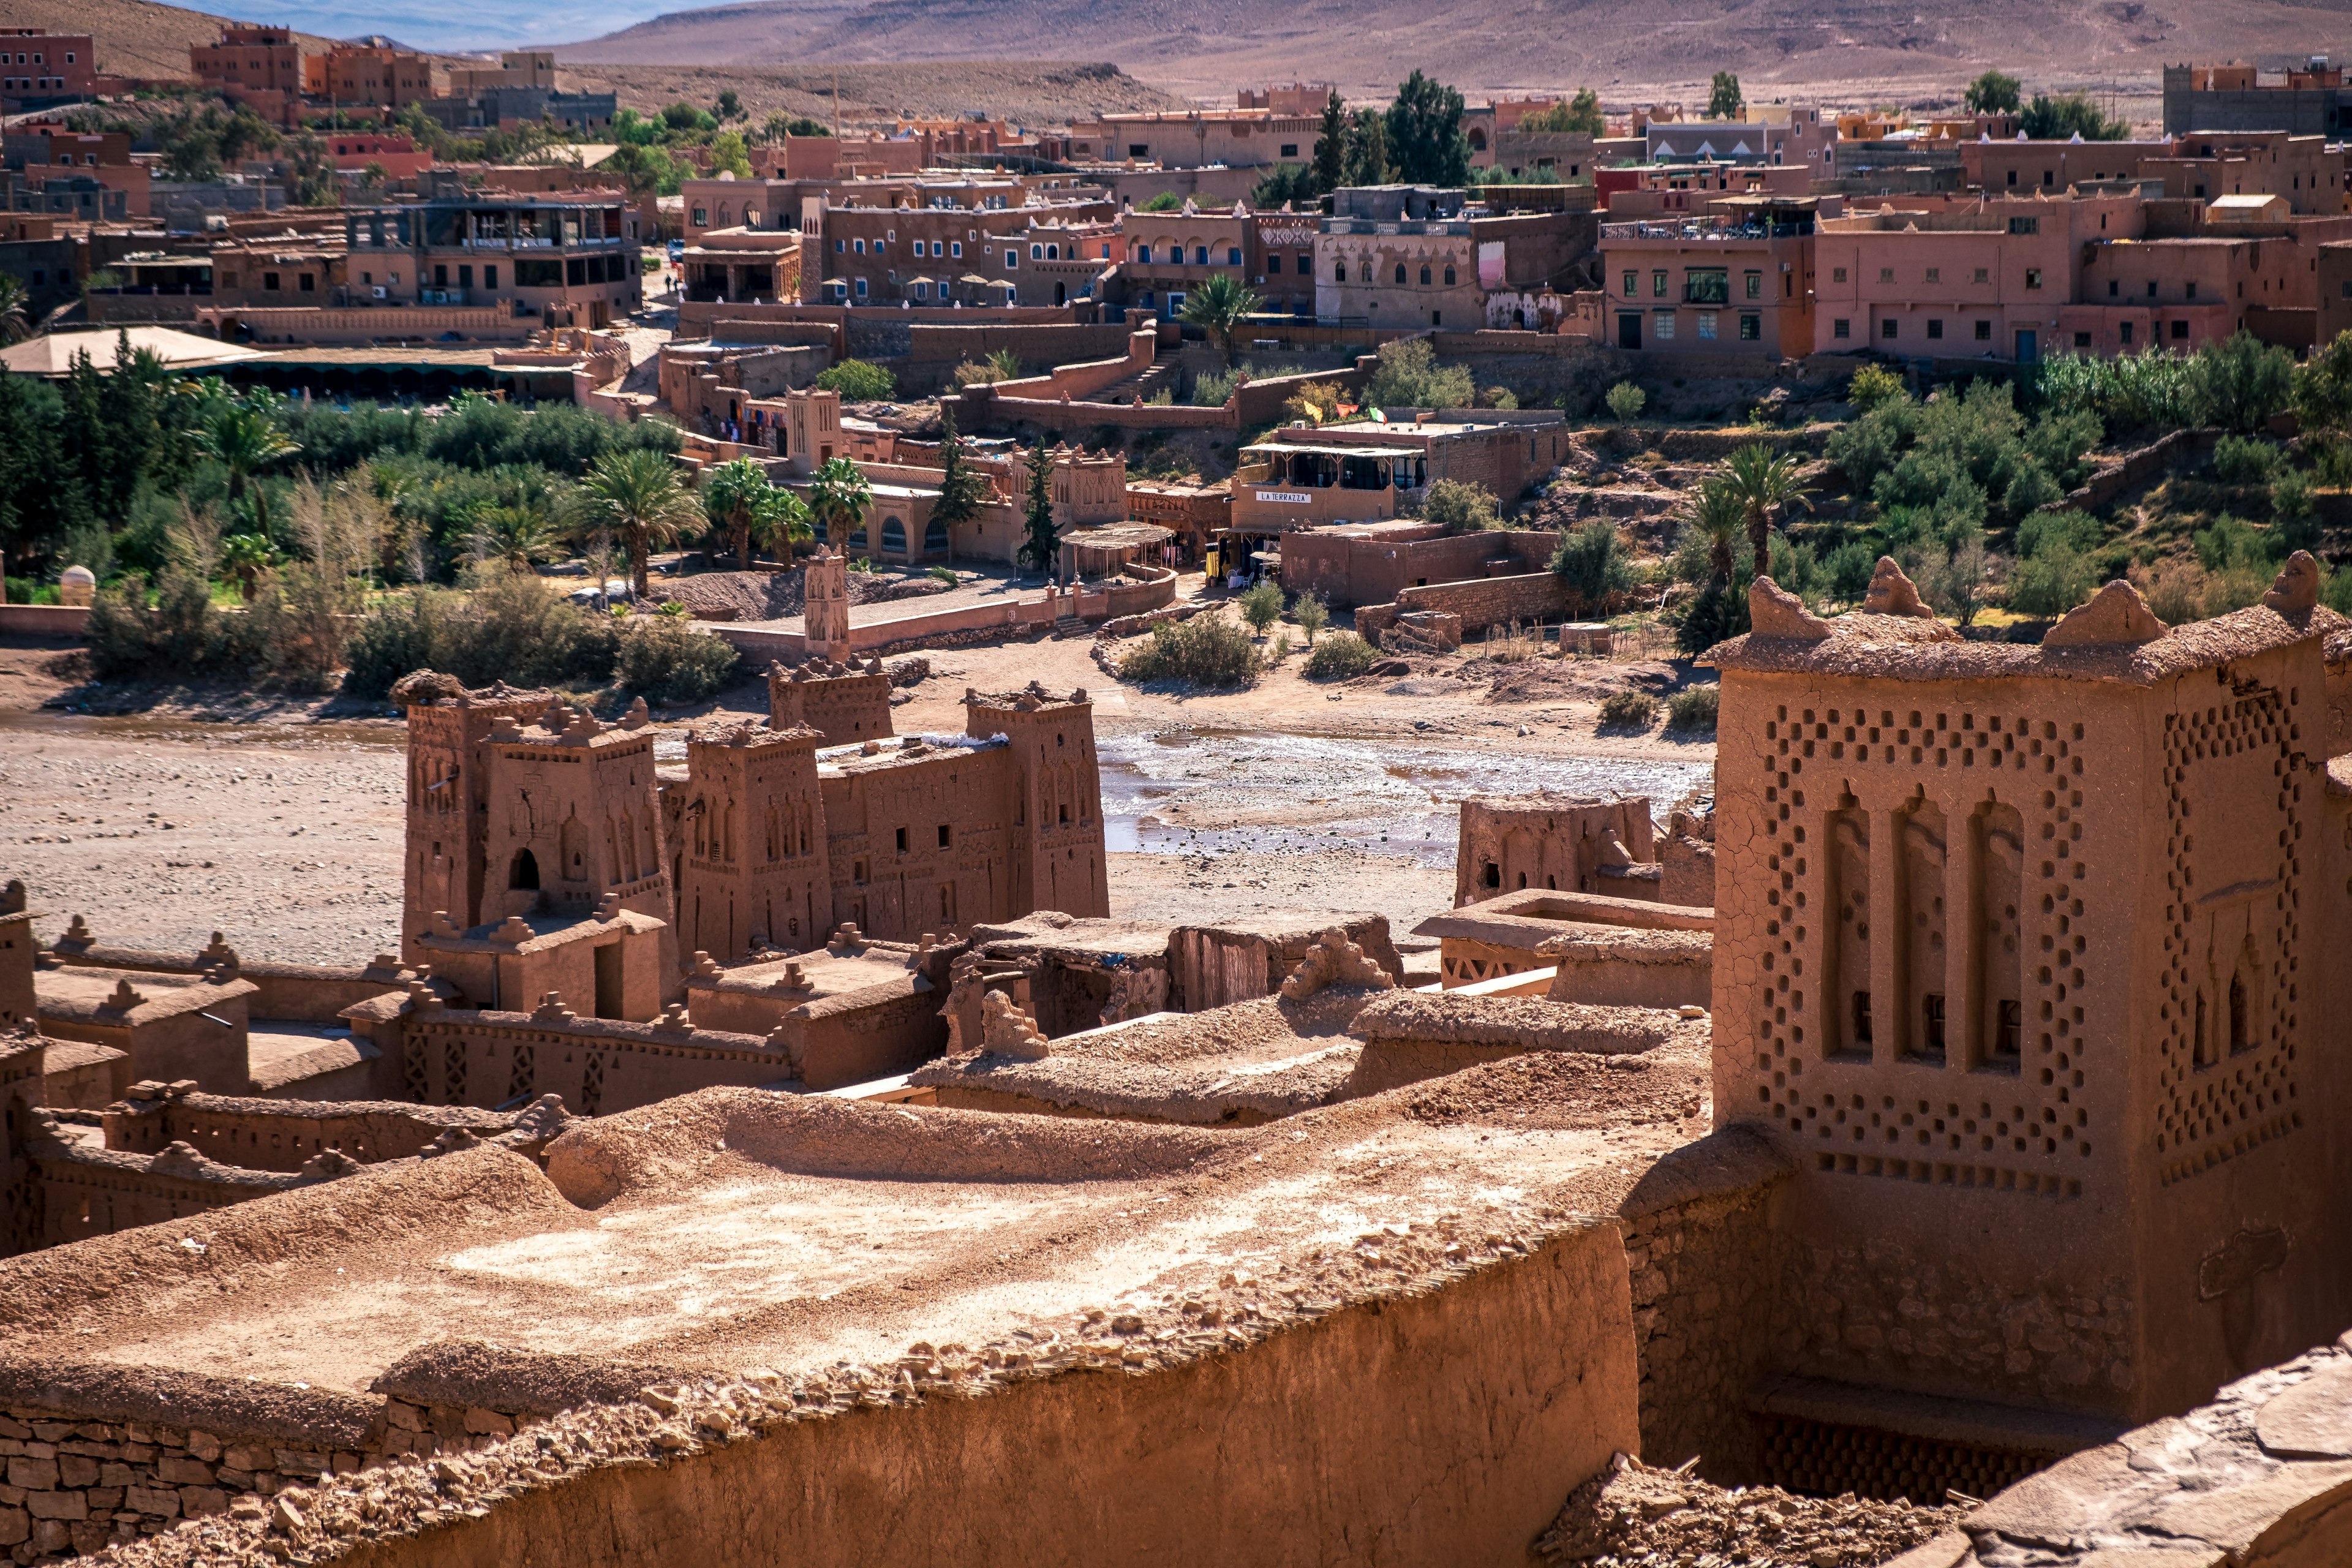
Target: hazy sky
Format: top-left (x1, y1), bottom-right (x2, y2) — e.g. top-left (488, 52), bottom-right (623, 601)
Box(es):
top-left (271, 0), bottom-right (680, 50)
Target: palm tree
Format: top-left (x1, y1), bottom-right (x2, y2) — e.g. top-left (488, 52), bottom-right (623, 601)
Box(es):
top-left (566, 447), bottom-right (704, 599)
top-left (1686, 477), bottom-right (1747, 588)
top-left (195, 401), bottom-right (301, 538)
top-left (464, 502), bottom-right (562, 573)
top-left (701, 457), bottom-right (775, 570)
top-left (1179, 273), bottom-right (1262, 366)
top-left (1718, 442), bottom-right (1814, 573)
top-left (0, 274), bottom-right (32, 344)
top-left (219, 532), bottom-right (277, 601)
top-left (750, 486), bottom-right (814, 565)
top-left (805, 456), bottom-right (872, 551)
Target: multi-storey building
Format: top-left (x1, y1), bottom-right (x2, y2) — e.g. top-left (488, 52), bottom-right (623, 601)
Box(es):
top-left (1813, 190), bottom-right (2139, 360)
top-left (1598, 196), bottom-right (1816, 356)
top-left (0, 31), bottom-right (97, 101)
top-left (1317, 185), bottom-right (1597, 330)
top-left (344, 194), bottom-right (643, 326)
top-left (1066, 108), bottom-right (1319, 170)
top-left (801, 182), bottom-right (1113, 306)
top-left (303, 42), bottom-right (435, 110)
top-left (2163, 59), bottom-right (2352, 137)
top-left (1118, 200), bottom-right (1251, 318)
top-left (189, 25), bottom-right (303, 126)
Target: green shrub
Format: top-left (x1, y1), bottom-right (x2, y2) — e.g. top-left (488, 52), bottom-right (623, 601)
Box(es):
top-left (1119, 615), bottom-right (1262, 687)
top-left (1237, 580), bottom-right (1284, 636)
top-left (1597, 689), bottom-right (1659, 729)
top-left (1303, 630), bottom-right (1380, 679)
top-left (2272, 469), bottom-right (2319, 552)
top-left (1193, 366), bottom-right (1245, 407)
top-left (814, 360), bottom-right (896, 401)
top-left (1666, 685), bottom-right (1719, 733)
top-left (2187, 331), bottom-right (2294, 433)
top-left (340, 570), bottom-right (621, 698)
top-left (2007, 546), bottom-right (2098, 617)
top-left (2015, 508), bottom-right (2101, 559)
top-left (1848, 363), bottom-right (1905, 411)
top-left (1292, 589), bottom-right (1330, 643)
top-left (2213, 434), bottom-right (2281, 484)
top-left (1605, 381), bottom-right (1646, 423)
top-left (1420, 478), bottom-right (1499, 532)
top-left (614, 617), bottom-right (742, 704)
top-left (344, 589), bottom-right (448, 699)
top-left (1365, 338), bottom-right (1476, 410)
top-left (927, 564), bottom-right (958, 584)
top-left (1551, 519), bottom-right (1636, 614)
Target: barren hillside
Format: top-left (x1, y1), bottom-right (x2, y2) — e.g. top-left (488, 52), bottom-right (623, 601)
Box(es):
top-left (1, 0), bottom-right (341, 83)
top-left (563, 61), bottom-right (1186, 127)
top-left (560, 0), bottom-right (2352, 111)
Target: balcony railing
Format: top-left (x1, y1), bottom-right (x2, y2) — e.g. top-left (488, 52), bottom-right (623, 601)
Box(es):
top-left (1600, 220), bottom-right (1811, 241)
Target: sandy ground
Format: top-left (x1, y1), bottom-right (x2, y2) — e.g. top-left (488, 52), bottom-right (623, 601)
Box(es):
top-left (0, 620), bottom-right (1714, 965)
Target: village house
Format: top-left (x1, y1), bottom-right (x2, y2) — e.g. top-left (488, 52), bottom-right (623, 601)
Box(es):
top-left (1232, 410), bottom-right (1570, 551)
top-left (0, 29), bottom-right (96, 102)
top-left (1115, 199), bottom-right (1253, 318)
top-left (2163, 58), bottom-right (2352, 137)
top-left (1598, 195), bottom-right (1817, 358)
top-left (188, 24), bottom-right (304, 126)
top-left (1065, 106), bottom-right (1319, 170)
top-left (1645, 106), bottom-right (1834, 172)
top-left (342, 193), bottom-right (644, 326)
top-left (1316, 185), bottom-right (1597, 330)
top-left (303, 42), bottom-right (436, 110)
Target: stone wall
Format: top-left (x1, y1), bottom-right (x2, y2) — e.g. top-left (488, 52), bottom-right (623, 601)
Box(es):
top-left (1357, 571), bottom-right (1571, 642)
top-left (1613, 1128), bottom-right (1797, 1485)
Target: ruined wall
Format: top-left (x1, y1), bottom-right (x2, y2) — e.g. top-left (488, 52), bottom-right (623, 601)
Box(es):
top-left (767, 662), bottom-right (894, 747)
top-left (388, 1008), bottom-right (791, 1117)
top-left (1455, 796), bottom-right (1657, 907)
top-left (1357, 571), bottom-right (1572, 643)
top-left (100, 1094), bottom-right (521, 1172)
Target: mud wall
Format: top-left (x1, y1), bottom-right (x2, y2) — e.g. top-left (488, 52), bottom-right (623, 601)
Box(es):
top-left (246, 1223), bottom-right (1639, 1568)
top-left (1358, 571), bottom-right (1572, 642)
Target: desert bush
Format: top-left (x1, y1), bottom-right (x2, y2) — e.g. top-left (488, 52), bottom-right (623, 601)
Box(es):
top-left (1365, 338), bottom-right (1476, 410)
top-left (613, 616), bottom-right (742, 703)
top-left (1193, 366), bottom-right (1246, 407)
top-left (1666, 685), bottom-right (1719, 733)
top-left (2186, 331), bottom-right (2294, 433)
top-left (1303, 630), bottom-right (1380, 679)
top-left (1420, 478), bottom-right (1500, 533)
top-left (1605, 381), bottom-right (1646, 423)
top-left (1120, 615), bottom-right (1262, 687)
top-left (2212, 434), bottom-right (2281, 484)
top-left (1237, 580), bottom-right (1284, 637)
top-left (1292, 589), bottom-right (1330, 643)
top-left (927, 564), bottom-right (958, 585)
top-left (341, 569), bottom-right (620, 698)
top-left (2007, 546), bottom-right (2098, 617)
top-left (814, 360), bottom-right (896, 401)
top-left (1847, 363), bottom-right (1905, 411)
top-left (2271, 469), bottom-right (2319, 552)
top-left (1551, 519), bottom-right (1636, 614)
top-left (1597, 689), bottom-right (1659, 729)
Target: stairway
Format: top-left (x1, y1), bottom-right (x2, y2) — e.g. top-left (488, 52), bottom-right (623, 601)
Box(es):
top-left (1086, 356), bottom-right (1180, 405)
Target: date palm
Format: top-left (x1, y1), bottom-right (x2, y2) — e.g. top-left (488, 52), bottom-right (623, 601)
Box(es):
top-left (750, 485), bottom-right (813, 565)
top-left (465, 502), bottom-right (562, 573)
top-left (1178, 273), bottom-right (1262, 366)
top-left (1719, 443), bottom-right (1813, 570)
top-left (805, 456), bottom-right (872, 550)
top-left (567, 447), bottom-right (704, 598)
top-left (0, 274), bottom-right (31, 344)
top-left (701, 457), bottom-right (777, 570)
top-left (195, 401), bottom-right (301, 538)
top-left (1687, 477), bottom-right (1747, 588)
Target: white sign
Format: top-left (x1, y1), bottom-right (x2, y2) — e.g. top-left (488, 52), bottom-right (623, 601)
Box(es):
top-left (1255, 490), bottom-right (1313, 503)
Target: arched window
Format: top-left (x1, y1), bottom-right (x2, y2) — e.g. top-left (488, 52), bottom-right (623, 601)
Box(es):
top-left (881, 516), bottom-right (908, 552)
top-left (1334, 261), bottom-right (1347, 282)
top-left (717, 203), bottom-right (733, 227)
top-left (508, 849), bottom-right (539, 890)
top-left (1444, 265), bottom-right (1457, 285)
top-left (1394, 263), bottom-right (1408, 284)
top-left (925, 516), bottom-right (948, 551)
top-left (1420, 265), bottom-right (1432, 285)
top-left (848, 519), bottom-right (869, 550)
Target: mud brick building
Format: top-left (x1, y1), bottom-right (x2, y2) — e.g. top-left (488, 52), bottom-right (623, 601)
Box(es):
top-left (1706, 563), bottom-right (2352, 1432)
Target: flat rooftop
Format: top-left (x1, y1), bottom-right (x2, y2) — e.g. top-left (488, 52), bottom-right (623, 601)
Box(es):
top-left (0, 1048), bottom-right (1713, 1412)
